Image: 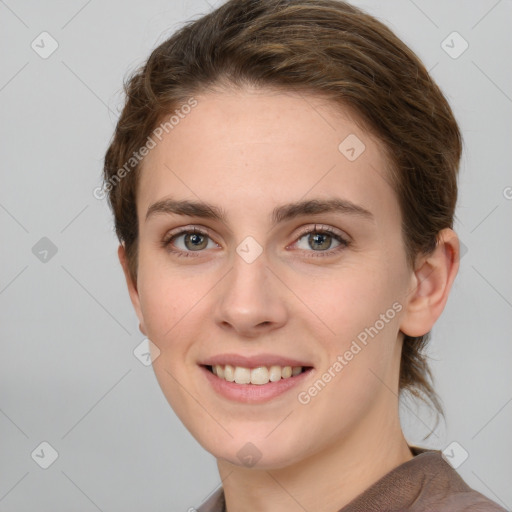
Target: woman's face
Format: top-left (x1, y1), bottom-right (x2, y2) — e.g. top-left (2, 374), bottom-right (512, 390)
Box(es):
top-left (126, 87), bottom-right (416, 469)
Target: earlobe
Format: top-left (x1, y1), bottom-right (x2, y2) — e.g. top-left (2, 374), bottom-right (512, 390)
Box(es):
top-left (118, 244), bottom-right (146, 334)
top-left (400, 229), bottom-right (460, 337)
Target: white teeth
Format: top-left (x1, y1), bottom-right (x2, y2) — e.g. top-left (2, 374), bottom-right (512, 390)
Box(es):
top-left (269, 365), bottom-right (282, 382)
top-left (251, 367), bottom-right (269, 385)
top-left (292, 366), bottom-right (302, 376)
top-left (234, 366), bottom-right (251, 384)
top-left (210, 364), bottom-right (305, 385)
top-left (281, 366), bottom-right (292, 379)
top-left (224, 364), bottom-right (235, 382)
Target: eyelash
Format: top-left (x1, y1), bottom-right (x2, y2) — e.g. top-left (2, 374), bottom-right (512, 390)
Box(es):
top-left (160, 224), bottom-right (350, 258)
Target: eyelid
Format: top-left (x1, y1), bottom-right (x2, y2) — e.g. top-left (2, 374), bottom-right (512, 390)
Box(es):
top-left (290, 223), bottom-right (351, 246)
top-left (162, 225), bottom-right (216, 244)
top-left (161, 223), bottom-right (351, 257)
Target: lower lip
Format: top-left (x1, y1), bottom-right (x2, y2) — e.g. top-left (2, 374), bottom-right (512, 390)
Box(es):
top-left (200, 366), bottom-right (313, 404)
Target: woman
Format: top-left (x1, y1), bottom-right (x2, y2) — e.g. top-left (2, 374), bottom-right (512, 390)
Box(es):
top-left (103, 0), bottom-right (506, 510)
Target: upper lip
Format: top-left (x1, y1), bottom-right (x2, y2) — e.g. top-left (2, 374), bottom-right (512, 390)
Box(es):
top-left (200, 353), bottom-right (312, 369)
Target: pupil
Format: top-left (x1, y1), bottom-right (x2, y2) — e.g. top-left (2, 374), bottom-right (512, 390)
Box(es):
top-left (186, 233), bottom-right (207, 250)
top-left (310, 233), bottom-right (331, 251)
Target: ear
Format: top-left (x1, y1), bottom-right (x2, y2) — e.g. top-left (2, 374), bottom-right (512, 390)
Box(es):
top-left (118, 244), bottom-right (147, 336)
top-left (400, 228), bottom-right (460, 337)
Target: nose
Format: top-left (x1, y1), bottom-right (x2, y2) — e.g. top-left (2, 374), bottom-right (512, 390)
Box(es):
top-left (212, 251), bottom-right (289, 338)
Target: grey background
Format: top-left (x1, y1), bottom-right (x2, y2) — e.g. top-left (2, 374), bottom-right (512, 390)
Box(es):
top-left (1, 0), bottom-right (511, 510)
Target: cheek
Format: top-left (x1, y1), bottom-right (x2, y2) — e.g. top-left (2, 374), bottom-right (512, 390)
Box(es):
top-left (137, 279), bottom-right (179, 341)
top-left (136, 249), bottom-right (204, 341)
top-left (292, 261), bottom-right (402, 338)
top-left (136, 262), bottom-right (205, 422)
top-left (290, 260), bottom-right (407, 400)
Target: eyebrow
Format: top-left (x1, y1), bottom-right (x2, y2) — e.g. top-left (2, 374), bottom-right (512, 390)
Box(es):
top-left (145, 197), bottom-right (374, 226)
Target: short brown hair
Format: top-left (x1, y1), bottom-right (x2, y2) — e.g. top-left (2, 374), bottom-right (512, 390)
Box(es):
top-left (103, 0), bottom-right (462, 421)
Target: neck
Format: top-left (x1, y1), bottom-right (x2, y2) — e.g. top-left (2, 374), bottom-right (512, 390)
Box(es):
top-left (217, 399), bottom-right (413, 512)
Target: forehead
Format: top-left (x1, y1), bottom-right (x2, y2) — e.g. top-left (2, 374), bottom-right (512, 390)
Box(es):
top-left (137, 87), bottom-right (399, 229)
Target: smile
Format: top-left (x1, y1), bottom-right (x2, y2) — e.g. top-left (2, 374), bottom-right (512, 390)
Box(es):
top-left (208, 364), bottom-right (306, 385)
top-left (200, 354), bottom-right (314, 403)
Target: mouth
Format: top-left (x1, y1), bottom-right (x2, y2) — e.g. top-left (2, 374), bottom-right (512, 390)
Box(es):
top-left (199, 354), bottom-right (314, 403)
top-left (204, 364), bottom-right (312, 385)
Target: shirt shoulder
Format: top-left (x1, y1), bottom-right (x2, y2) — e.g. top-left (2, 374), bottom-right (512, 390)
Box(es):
top-left (340, 446), bottom-right (507, 512)
top-left (408, 449), bottom-right (507, 512)
top-left (196, 487), bottom-right (225, 512)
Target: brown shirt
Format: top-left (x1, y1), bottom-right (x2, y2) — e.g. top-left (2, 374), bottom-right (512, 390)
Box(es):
top-left (197, 446), bottom-right (507, 512)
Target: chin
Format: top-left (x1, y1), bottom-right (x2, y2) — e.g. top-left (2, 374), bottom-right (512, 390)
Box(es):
top-left (194, 426), bottom-right (311, 470)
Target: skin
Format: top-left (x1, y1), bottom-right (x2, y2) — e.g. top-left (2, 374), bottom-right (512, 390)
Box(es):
top-left (118, 86), bottom-right (460, 512)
